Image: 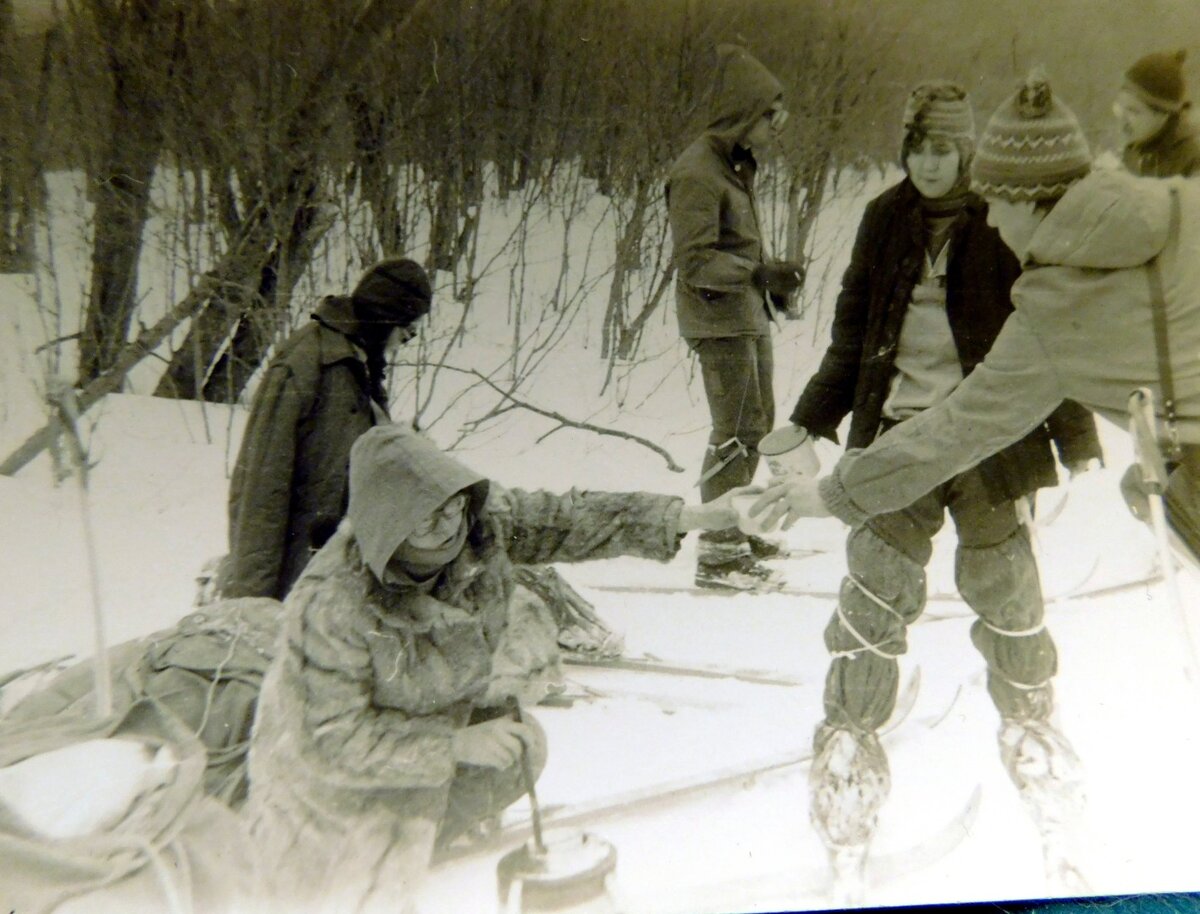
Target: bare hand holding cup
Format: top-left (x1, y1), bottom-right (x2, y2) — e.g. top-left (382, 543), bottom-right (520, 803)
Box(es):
top-left (749, 475), bottom-right (830, 531)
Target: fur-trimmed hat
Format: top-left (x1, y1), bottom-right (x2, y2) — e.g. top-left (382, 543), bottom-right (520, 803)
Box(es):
top-left (350, 258), bottom-right (433, 330)
top-left (971, 69), bottom-right (1092, 203)
top-left (1125, 49), bottom-right (1189, 113)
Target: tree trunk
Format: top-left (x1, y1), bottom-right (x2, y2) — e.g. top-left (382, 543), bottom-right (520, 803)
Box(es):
top-left (152, 174), bottom-right (333, 403)
top-left (154, 0), bottom-right (432, 402)
top-left (348, 88), bottom-right (406, 256)
top-left (201, 189), bottom-right (335, 402)
top-left (77, 0), bottom-right (177, 384)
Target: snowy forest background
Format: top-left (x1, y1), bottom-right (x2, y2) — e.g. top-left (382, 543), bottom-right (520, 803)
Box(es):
top-left (2, 2), bottom-right (1200, 913)
top-left (0, 0), bottom-right (1195, 463)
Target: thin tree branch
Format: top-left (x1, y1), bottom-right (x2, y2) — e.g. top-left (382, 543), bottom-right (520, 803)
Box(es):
top-left (466, 369), bottom-right (683, 473)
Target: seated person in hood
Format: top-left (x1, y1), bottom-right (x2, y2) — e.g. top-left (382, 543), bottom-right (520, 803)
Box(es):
top-left (244, 424), bottom-right (741, 914)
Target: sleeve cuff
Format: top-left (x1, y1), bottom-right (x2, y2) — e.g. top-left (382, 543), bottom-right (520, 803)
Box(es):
top-left (818, 469), bottom-right (872, 528)
top-left (665, 497), bottom-right (686, 554)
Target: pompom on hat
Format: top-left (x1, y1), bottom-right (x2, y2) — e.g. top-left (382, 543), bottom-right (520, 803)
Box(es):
top-left (971, 68), bottom-right (1092, 203)
top-left (1124, 49), bottom-right (1189, 113)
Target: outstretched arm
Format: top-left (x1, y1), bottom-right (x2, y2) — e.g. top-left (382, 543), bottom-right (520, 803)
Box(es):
top-left (754, 312), bottom-right (1067, 528)
top-left (489, 486), bottom-right (738, 566)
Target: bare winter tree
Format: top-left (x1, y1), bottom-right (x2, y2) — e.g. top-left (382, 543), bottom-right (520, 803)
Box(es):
top-left (153, 0), bottom-right (432, 403)
top-left (6, 0), bottom-right (1196, 479)
top-left (69, 0), bottom-right (180, 384)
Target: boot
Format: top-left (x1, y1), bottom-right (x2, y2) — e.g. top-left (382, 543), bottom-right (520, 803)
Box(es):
top-left (746, 534), bottom-right (788, 561)
top-left (695, 550), bottom-right (785, 592)
top-left (809, 725), bottom-right (891, 905)
top-left (997, 716), bottom-right (1089, 892)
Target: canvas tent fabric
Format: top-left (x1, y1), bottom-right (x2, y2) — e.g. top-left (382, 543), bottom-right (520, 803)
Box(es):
top-left (0, 698), bottom-right (257, 914)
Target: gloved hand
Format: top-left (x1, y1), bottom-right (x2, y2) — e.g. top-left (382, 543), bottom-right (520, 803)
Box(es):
top-left (752, 261), bottom-right (805, 296)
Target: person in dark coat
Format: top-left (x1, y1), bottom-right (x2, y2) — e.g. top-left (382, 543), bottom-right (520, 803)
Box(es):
top-left (221, 258), bottom-right (432, 600)
top-left (784, 81), bottom-right (1101, 901)
top-left (666, 44), bottom-right (805, 592)
top-left (244, 424), bottom-right (742, 913)
top-left (1115, 49), bottom-right (1200, 178)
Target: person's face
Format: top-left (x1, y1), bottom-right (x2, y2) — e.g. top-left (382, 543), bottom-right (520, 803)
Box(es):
top-left (905, 135), bottom-right (961, 199)
top-left (403, 492), bottom-right (468, 550)
top-left (385, 322), bottom-right (418, 361)
top-left (985, 196), bottom-right (1042, 257)
top-left (744, 101), bottom-right (787, 151)
top-left (1113, 88), bottom-right (1170, 145)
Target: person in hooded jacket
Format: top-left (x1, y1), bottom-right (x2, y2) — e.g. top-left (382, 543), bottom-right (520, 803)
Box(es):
top-left (221, 258), bottom-right (432, 600)
top-left (666, 44), bottom-right (805, 591)
top-left (781, 80), bottom-right (1100, 898)
top-left (243, 424), bottom-right (742, 914)
top-left (1115, 49), bottom-right (1200, 178)
top-left (754, 73), bottom-right (1200, 891)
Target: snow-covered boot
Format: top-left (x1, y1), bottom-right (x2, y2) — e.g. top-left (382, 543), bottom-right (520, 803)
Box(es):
top-left (809, 725), bottom-right (891, 906)
top-left (746, 534), bottom-right (788, 561)
top-left (695, 535), bottom-right (783, 592)
top-left (997, 717), bottom-right (1089, 892)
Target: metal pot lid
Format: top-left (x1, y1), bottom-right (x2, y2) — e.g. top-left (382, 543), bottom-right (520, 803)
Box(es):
top-left (498, 829), bottom-right (617, 887)
top-left (760, 425), bottom-right (808, 456)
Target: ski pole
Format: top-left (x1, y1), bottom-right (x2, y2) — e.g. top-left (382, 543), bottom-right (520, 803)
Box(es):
top-left (508, 697), bottom-right (546, 856)
top-left (1015, 494), bottom-right (1061, 611)
top-left (50, 379), bottom-right (112, 720)
top-left (1129, 388), bottom-right (1198, 680)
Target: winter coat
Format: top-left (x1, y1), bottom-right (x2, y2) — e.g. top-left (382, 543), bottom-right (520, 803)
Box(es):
top-left (790, 179), bottom-right (1100, 504)
top-left (245, 474), bottom-right (684, 911)
top-left (824, 170), bottom-right (1200, 524)
top-left (667, 47), bottom-right (783, 339)
top-left (1123, 112), bottom-right (1200, 178)
top-left (223, 295), bottom-right (388, 600)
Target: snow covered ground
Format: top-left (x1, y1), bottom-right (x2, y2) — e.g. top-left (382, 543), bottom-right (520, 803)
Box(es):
top-left (2, 165), bottom-right (1200, 913)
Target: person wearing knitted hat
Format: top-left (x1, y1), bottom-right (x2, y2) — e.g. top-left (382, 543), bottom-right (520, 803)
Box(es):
top-left (243, 424), bottom-right (743, 912)
top-left (1115, 49), bottom-right (1200, 178)
top-left (666, 44), bottom-right (806, 592)
top-left (221, 257), bottom-right (433, 600)
top-left (754, 70), bottom-right (1200, 889)
top-left (783, 78), bottom-right (1099, 902)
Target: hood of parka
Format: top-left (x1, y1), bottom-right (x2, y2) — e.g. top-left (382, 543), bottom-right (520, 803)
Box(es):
top-left (347, 425), bottom-right (489, 581)
top-left (704, 44), bottom-right (783, 154)
top-left (1026, 168), bottom-right (1172, 270)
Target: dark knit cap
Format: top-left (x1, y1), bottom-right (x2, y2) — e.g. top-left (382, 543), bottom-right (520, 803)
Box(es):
top-left (971, 69), bottom-right (1092, 203)
top-left (350, 258), bottom-right (433, 329)
top-left (1125, 49), bottom-right (1189, 113)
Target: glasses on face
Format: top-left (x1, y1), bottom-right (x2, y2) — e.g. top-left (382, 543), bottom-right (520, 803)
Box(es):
top-left (765, 106), bottom-right (789, 132)
top-left (411, 493), bottom-right (468, 537)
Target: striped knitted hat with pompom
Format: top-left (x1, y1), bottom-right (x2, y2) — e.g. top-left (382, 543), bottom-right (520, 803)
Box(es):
top-left (971, 69), bottom-right (1092, 203)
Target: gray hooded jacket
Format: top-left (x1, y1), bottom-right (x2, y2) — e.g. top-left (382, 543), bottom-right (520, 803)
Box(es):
top-left (667, 45), bottom-right (783, 339)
